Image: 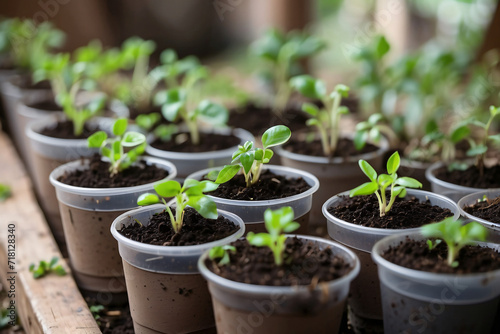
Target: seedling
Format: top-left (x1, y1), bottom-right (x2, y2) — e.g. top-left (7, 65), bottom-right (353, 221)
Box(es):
top-left (252, 29), bottom-right (325, 113)
top-left (0, 184), bottom-right (11, 202)
top-left (290, 75), bottom-right (349, 156)
top-left (29, 256), bottom-right (67, 279)
top-left (246, 206), bottom-right (300, 266)
top-left (60, 94), bottom-right (106, 136)
top-left (426, 239), bottom-right (442, 251)
top-left (354, 113), bottom-right (398, 150)
top-left (137, 179), bottom-right (219, 233)
top-left (350, 151), bottom-right (422, 217)
top-left (88, 118), bottom-right (146, 176)
top-left (464, 106), bottom-right (500, 177)
top-left (421, 218), bottom-right (488, 267)
top-left (154, 63), bottom-right (228, 145)
top-left (208, 245), bottom-right (236, 266)
top-left (89, 305), bottom-right (105, 321)
top-left (214, 125), bottom-right (291, 187)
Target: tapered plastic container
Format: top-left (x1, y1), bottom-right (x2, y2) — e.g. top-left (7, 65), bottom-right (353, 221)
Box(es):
top-left (112, 204), bottom-right (245, 334)
top-left (198, 234), bottom-right (360, 334)
top-left (458, 190), bottom-right (500, 243)
top-left (146, 127), bottom-right (254, 179)
top-left (50, 157), bottom-right (177, 296)
top-left (275, 137), bottom-right (388, 235)
top-left (186, 165), bottom-right (319, 234)
top-left (372, 232), bottom-right (500, 334)
top-left (323, 189), bottom-right (460, 332)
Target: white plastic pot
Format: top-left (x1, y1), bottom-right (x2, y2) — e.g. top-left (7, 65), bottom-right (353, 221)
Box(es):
top-left (458, 190), bottom-right (500, 243)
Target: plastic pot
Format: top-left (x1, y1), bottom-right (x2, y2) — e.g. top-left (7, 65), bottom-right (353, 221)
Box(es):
top-left (146, 128), bottom-right (254, 180)
top-left (50, 157), bottom-right (177, 296)
top-left (399, 158), bottom-right (432, 191)
top-left (198, 234), bottom-right (360, 334)
top-left (275, 137), bottom-right (388, 235)
top-left (323, 189), bottom-right (460, 332)
top-left (111, 204), bottom-right (245, 334)
top-left (372, 232), bottom-right (500, 334)
top-left (458, 190), bottom-right (500, 243)
top-left (186, 165), bottom-right (319, 234)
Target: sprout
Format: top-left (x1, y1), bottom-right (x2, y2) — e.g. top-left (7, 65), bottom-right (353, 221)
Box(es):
top-left (29, 257), bottom-right (67, 279)
top-left (208, 245), bottom-right (236, 266)
top-left (350, 152), bottom-right (422, 217)
top-left (0, 184), bottom-right (11, 202)
top-left (421, 218), bottom-right (488, 267)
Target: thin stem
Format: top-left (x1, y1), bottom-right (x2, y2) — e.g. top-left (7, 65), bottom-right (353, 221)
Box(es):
top-left (374, 191), bottom-right (384, 217)
top-left (447, 246), bottom-right (457, 266)
top-left (163, 198), bottom-right (177, 232)
top-left (380, 189), bottom-right (387, 217)
top-left (251, 162), bottom-right (262, 185)
top-left (330, 93), bottom-right (341, 154)
top-left (385, 184), bottom-right (397, 213)
top-left (186, 119), bottom-right (200, 145)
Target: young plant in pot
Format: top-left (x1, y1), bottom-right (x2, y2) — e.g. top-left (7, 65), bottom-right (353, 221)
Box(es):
top-left (372, 218), bottom-right (500, 333)
top-left (322, 151), bottom-right (460, 333)
top-left (49, 118), bottom-right (176, 297)
top-left (111, 178), bottom-right (245, 333)
top-left (426, 105), bottom-right (500, 202)
top-left (276, 75), bottom-right (388, 235)
top-left (146, 61), bottom-right (253, 179)
top-left (187, 125), bottom-right (319, 234)
top-left (199, 206), bottom-right (360, 334)
top-left (228, 28), bottom-right (326, 136)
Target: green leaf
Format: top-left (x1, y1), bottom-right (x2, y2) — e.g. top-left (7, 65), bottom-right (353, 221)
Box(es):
top-left (188, 196), bottom-right (218, 220)
top-left (87, 131), bottom-right (107, 148)
top-left (359, 160), bottom-right (377, 181)
top-left (395, 177), bottom-right (422, 189)
top-left (161, 49), bottom-right (178, 64)
top-left (86, 96), bottom-right (106, 114)
top-left (462, 221), bottom-right (487, 242)
top-left (113, 118), bottom-right (128, 136)
top-left (215, 165), bottom-right (240, 184)
top-left (349, 181), bottom-right (378, 197)
top-left (375, 36), bottom-right (390, 59)
top-left (196, 100), bottom-right (228, 125)
top-left (450, 125), bottom-right (470, 144)
top-left (247, 232), bottom-right (273, 247)
top-left (0, 184), bottom-right (12, 202)
top-left (283, 222), bottom-right (300, 233)
top-left (467, 145), bottom-right (488, 157)
top-left (137, 193), bottom-right (160, 205)
top-left (386, 151), bottom-right (400, 175)
top-left (490, 105), bottom-right (500, 117)
top-left (290, 75), bottom-right (325, 99)
top-left (302, 102), bottom-right (319, 116)
top-left (488, 134), bottom-right (500, 144)
top-left (240, 152), bottom-right (255, 175)
top-left (334, 84), bottom-right (350, 98)
top-left (122, 132), bottom-right (146, 147)
top-left (162, 101), bottom-right (184, 122)
top-left (261, 125), bottom-right (291, 149)
top-left (154, 180), bottom-right (181, 197)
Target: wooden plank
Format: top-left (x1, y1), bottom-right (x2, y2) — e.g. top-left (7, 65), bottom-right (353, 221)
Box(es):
top-left (0, 130), bottom-right (100, 334)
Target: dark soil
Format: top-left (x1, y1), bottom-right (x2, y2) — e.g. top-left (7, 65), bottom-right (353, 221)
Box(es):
top-left (283, 137), bottom-right (379, 158)
top-left (38, 119), bottom-right (97, 139)
top-left (57, 154), bottom-right (169, 188)
top-left (89, 302), bottom-right (134, 334)
top-left (205, 237), bottom-right (353, 286)
top-left (328, 194), bottom-right (453, 229)
top-left (27, 98), bottom-right (60, 111)
top-left (14, 75), bottom-right (51, 90)
top-left (435, 164), bottom-right (500, 188)
top-left (129, 105), bottom-right (163, 119)
top-left (119, 207), bottom-right (239, 246)
top-left (382, 238), bottom-right (500, 274)
top-left (462, 195), bottom-right (500, 224)
top-left (206, 169), bottom-right (311, 201)
top-left (150, 132), bottom-right (241, 153)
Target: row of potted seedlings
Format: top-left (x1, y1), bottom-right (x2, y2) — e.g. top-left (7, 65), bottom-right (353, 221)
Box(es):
top-left (1, 18), bottom-right (499, 333)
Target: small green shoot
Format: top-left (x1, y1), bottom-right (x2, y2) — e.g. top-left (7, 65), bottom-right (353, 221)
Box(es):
top-left (350, 151), bottom-right (422, 217)
top-left (247, 206), bottom-right (300, 266)
top-left (290, 75), bottom-right (350, 156)
top-left (426, 239), bottom-right (442, 251)
top-left (59, 94), bottom-right (106, 136)
top-left (87, 118), bottom-right (146, 176)
top-left (89, 305), bottom-right (105, 320)
top-left (137, 179), bottom-right (219, 233)
top-left (208, 245), bottom-right (236, 266)
top-left (29, 256), bottom-right (67, 279)
top-left (354, 113), bottom-right (398, 150)
top-left (421, 218), bottom-right (488, 267)
top-left (214, 125), bottom-right (291, 187)
top-left (0, 184), bottom-right (11, 202)
top-left (135, 112), bottom-right (161, 131)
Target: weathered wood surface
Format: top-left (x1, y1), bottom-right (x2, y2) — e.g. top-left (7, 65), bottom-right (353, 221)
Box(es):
top-left (0, 131), bottom-right (100, 334)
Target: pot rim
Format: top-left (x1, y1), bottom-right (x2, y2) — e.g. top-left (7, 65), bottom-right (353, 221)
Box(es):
top-left (198, 234), bottom-right (360, 295)
top-left (458, 190), bottom-right (500, 229)
top-left (186, 164), bottom-right (320, 206)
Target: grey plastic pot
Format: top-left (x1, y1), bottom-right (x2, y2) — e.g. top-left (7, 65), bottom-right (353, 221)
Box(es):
top-left (323, 189), bottom-right (460, 332)
top-left (372, 231), bottom-right (500, 334)
top-left (112, 204), bottom-right (245, 334)
top-left (425, 162), bottom-right (500, 202)
top-left (146, 128), bottom-right (254, 180)
top-left (458, 190), bottom-right (500, 243)
top-left (50, 157), bottom-right (177, 295)
top-left (275, 137), bottom-right (388, 235)
top-left (186, 165), bottom-right (319, 234)
top-left (198, 234), bottom-right (360, 334)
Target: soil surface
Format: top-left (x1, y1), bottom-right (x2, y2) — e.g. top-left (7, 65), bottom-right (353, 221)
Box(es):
top-left (435, 164), bottom-right (500, 188)
top-left (206, 170), bottom-right (311, 201)
top-left (27, 98), bottom-right (60, 111)
top-left (119, 207), bottom-right (239, 246)
top-left (150, 132), bottom-right (241, 153)
top-left (38, 119), bottom-right (97, 139)
top-left (328, 194), bottom-right (453, 229)
top-left (382, 238), bottom-right (500, 274)
top-left (462, 195), bottom-right (500, 224)
top-left (15, 76), bottom-right (51, 90)
top-left (57, 154), bottom-right (169, 188)
top-left (283, 137), bottom-right (378, 158)
top-left (205, 237), bottom-right (353, 286)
